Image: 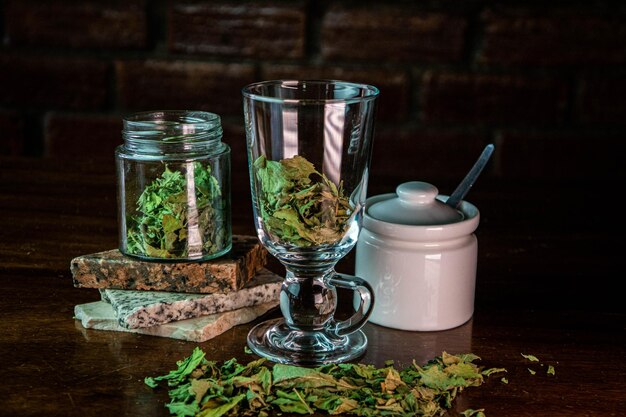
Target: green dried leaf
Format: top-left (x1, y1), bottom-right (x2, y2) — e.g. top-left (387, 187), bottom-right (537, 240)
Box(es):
top-left (482, 368), bottom-right (507, 376)
top-left (190, 379), bottom-right (212, 404)
top-left (145, 347), bottom-right (206, 388)
top-left (461, 408), bottom-right (486, 417)
top-left (145, 349), bottom-right (504, 417)
top-left (501, 377), bottom-right (509, 384)
top-left (169, 383), bottom-right (195, 402)
top-left (166, 401), bottom-right (200, 417)
top-left (197, 393), bottom-right (246, 417)
top-left (381, 367), bottom-right (404, 392)
top-left (126, 162), bottom-right (226, 258)
top-left (271, 389), bottom-right (313, 415)
top-left (445, 362), bottom-right (484, 380)
top-left (254, 155), bottom-right (352, 247)
top-left (521, 353), bottom-right (540, 362)
top-left (443, 352), bottom-right (481, 365)
top-left (281, 155), bottom-right (317, 182)
top-left (419, 365), bottom-right (470, 390)
top-left (528, 368), bottom-right (537, 375)
top-left (273, 364), bottom-right (355, 390)
top-left (547, 365), bottom-right (556, 376)
top-left (315, 395), bottom-right (359, 415)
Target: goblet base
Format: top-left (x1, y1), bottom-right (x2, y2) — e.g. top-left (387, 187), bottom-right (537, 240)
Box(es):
top-left (247, 318), bottom-right (367, 366)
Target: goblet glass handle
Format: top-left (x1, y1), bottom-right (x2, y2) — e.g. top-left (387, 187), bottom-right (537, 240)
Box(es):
top-left (328, 273), bottom-right (374, 337)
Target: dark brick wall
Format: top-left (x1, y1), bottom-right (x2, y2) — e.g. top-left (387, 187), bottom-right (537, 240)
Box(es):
top-left (1, 0), bottom-right (625, 188)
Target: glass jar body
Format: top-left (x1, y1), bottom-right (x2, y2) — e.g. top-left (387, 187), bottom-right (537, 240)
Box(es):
top-left (115, 111), bottom-right (231, 262)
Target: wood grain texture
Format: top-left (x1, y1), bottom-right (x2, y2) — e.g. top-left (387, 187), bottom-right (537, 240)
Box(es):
top-left (0, 156), bottom-right (624, 416)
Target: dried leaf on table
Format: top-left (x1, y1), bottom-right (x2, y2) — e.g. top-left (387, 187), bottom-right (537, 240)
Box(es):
top-left (145, 348), bottom-right (506, 417)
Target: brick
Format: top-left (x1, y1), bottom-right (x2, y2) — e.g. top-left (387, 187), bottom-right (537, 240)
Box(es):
top-left (321, 5), bottom-right (467, 63)
top-left (0, 111), bottom-right (25, 156)
top-left (222, 121), bottom-right (255, 235)
top-left (495, 130), bottom-right (624, 180)
top-left (115, 60), bottom-right (255, 116)
top-left (221, 121), bottom-right (248, 188)
top-left (4, 0), bottom-right (147, 49)
top-left (44, 113), bottom-right (123, 160)
top-left (480, 8), bottom-right (626, 65)
top-left (0, 54), bottom-right (108, 110)
top-left (368, 128), bottom-right (489, 191)
top-left (420, 71), bottom-right (568, 126)
top-left (169, 1), bottom-right (306, 59)
top-left (577, 76), bottom-right (626, 126)
top-left (261, 64), bottom-right (411, 123)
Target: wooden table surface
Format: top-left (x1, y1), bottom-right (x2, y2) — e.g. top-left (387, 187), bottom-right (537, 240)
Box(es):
top-left (0, 156), bottom-right (624, 417)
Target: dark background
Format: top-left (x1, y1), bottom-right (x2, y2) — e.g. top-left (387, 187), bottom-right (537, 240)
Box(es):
top-left (1, 0), bottom-right (625, 185)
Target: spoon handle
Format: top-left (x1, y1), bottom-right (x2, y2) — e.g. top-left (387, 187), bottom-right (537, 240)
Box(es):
top-left (446, 143), bottom-right (495, 209)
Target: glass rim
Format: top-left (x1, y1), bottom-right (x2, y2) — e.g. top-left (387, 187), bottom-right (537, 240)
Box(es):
top-left (241, 79), bottom-right (380, 104)
top-left (122, 110), bottom-right (221, 132)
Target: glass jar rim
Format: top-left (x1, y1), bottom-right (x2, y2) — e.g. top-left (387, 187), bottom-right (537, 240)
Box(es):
top-left (123, 110), bottom-right (221, 136)
top-left (241, 79), bottom-right (379, 105)
top-left (121, 110), bottom-right (224, 155)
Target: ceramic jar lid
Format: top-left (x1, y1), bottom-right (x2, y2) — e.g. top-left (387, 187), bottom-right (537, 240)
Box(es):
top-left (367, 181), bottom-right (464, 226)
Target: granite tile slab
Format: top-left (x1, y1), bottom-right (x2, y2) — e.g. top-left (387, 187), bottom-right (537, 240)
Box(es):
top-left (102, 267), bottom-right (282, 329)
top-left (70, 234), bottom-right (267, 293)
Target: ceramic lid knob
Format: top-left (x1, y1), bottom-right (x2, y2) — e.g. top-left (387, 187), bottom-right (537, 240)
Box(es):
top-left (397, 181), bottom-right (439, 205)
top-left (368, 181), bottom-right (463, 226)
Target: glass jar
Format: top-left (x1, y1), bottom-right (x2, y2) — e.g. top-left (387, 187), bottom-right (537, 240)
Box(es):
top-left (115, 110), bottom-right (231, 261)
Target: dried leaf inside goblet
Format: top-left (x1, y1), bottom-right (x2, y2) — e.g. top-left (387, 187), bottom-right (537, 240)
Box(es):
top-left (254, 155), bottom-right (352, 247)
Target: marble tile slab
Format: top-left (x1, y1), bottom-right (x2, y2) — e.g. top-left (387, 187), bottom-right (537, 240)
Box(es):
top-left (74, 300), bottom-right (278, 342)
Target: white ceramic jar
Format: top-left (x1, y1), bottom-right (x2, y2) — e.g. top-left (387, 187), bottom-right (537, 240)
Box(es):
top-left (355, 181), bottom-right (480, 331)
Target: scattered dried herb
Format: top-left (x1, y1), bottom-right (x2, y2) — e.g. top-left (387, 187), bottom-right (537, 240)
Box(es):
top-left (461, 409), bottom-right (486, 417)
top-left (500, 377), bottom-right (508, 384)
top-left (126, 162), bottom-right (226, 259)
top-left (145, 348), bottom-right (506, 417)
top-left (520, 353), bottom-right (539, 362)
top-left (519, 354), bottom-right (558, 379)
top-left (253, 155), bottom-right (352, 247)
top-left (481, 367), bottom-right (506, 377)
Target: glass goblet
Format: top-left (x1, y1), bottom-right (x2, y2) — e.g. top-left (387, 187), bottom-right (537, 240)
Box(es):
top-left (242, 79), bottom-right (379, 366)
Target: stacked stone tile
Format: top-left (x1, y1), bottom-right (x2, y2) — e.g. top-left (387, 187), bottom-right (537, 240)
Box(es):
top-left (71, 235), bottom-right (281, 342)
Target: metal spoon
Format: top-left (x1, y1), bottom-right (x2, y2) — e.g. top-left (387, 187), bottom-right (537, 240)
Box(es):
top-left (445, 143), bottom-right (495, 209)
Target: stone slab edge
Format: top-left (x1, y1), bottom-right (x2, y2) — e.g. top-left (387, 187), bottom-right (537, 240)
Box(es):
top-left (70, 234), bottom-right (267, 293)
top-left (74, 301), bottom-right (278, 342)
top-left (103, 267), bottom-right (282, 329)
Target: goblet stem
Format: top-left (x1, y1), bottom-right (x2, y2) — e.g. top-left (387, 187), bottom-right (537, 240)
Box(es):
top-left (246, 263), bottom-right (374, 366)
top-left (280, 267), bottom-right (338, 332)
